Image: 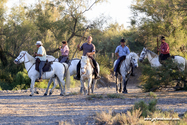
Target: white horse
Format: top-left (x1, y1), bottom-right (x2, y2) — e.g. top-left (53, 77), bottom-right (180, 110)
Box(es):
top-left (79, 56), bottom-right (100, 95)
top-left (139, 47), bottom-right (187, 71)
top-left (113, 52), bottom-right (139, 93)
top-left (14, 51), bottom-right (70, 96)
top-left (43, 55), bottom-right (80, 95)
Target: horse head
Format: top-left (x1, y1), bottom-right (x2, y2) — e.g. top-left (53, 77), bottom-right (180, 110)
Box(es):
top-left (14, 51), bottom-right (35, 64)
top-left (14, 51), bottom-right (28, 64)
top-left (80, 56), bottom-right (90, 75)
top-left (129, 52), bottom-right (139, 68)
top-left (139, 47), bottom-right (147, 62)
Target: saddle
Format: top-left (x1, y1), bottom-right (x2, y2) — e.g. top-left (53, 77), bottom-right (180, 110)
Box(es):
top-left (35, 58), bottom-right (52, 72)
top-left (58, 56), bottom-right (69, 64)
top-left (159, 54), bottom-right (173, 64)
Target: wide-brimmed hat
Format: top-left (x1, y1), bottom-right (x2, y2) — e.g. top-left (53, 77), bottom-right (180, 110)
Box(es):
top-left (120, 38), bottom-right (125, 42)
top-left (35, 41), bottom-right (43, 45)
top-left (161, 36), bottom-right (165, 40)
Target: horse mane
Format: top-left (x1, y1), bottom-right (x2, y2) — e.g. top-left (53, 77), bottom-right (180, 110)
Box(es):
top-left (21, 51), bottom-right (36, 63)
top-left (146, 49), bottom-right (158, 58)
top-left (129, 52), bottom-right (139, 59)
top-left (81, 56), bottom-right (88, 63)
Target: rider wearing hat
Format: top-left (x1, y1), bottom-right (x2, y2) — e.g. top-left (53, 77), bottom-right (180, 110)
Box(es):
top-left (114, 38), bottom-right (135, 76)
top-left (35, 41), bottom-right (46, 81)
top-left (158, 36), bottom-right (170, 61)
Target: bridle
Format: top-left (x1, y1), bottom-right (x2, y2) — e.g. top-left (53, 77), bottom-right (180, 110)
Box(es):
top-left (16, 52), bottom-right (30, 64)
top-left (16, 52), bottom-right (34, 73)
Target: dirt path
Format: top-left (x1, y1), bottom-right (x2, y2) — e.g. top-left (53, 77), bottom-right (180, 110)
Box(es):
top-left (1, 85), bottom-right (187, 125)
top-left (1, 68), bottom-right (187, 125)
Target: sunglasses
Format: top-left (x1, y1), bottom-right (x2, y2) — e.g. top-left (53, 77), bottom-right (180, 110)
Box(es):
top-left (62, 42), bottom-right (66, 44)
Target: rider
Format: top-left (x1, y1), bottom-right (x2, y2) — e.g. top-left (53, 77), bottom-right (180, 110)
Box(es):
top-left (74, 36), bottom-right (101, 80)
top-left (158, 36), bottom-right (170, 61)
top-left (114, 38), bottom-right (135, 76)
top-left (59, 41), bottom-right (69, 63)
top-left (35, 41), bottom-right (46, 81)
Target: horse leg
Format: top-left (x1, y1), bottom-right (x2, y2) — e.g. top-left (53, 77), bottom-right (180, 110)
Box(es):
top-left (80, 79), bottom-right (86, 95)
top-left (30, 79), bottom-right (36, 96)
top-left (49, 78), bottom-right (57, 95)
top-left (119, 76), bottom-right (122, 93)
top-left (57, 77), bottom-right (65, 96)
top-left (116, 75), bottom-right (119, 93)
top-left (122, 77), bottom-right (128, 93)
top-left (87, 77), bottom-right (92, 95)
top-left (91, 79), bottom-right (97, 93)
top-left (44, 78), bottom-right (53, 96)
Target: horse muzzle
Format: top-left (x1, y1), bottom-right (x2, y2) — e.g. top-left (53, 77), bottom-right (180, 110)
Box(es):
top-left (14, 60), bottom-right (20, 64)
top-left (81, 69), bottom-right (86, 74)
top-left (139, 58), bottom-right (143, 62)
top-left (134, 64), bottom-right (138, 68)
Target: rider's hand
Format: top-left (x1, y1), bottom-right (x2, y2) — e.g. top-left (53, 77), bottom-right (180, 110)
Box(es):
top-left (87, 53), bottom-right (90, 56)
top-left (59, 46), bottom-right (61, 49)
top-left (77, 44), bottom-right (80, 48)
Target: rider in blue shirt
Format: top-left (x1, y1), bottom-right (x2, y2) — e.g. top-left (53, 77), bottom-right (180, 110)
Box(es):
top-left (114, 38), bottom-right (135, 76)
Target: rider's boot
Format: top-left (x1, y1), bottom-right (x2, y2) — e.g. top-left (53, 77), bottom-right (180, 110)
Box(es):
top-left (74, 75), bottom-right (80, 80)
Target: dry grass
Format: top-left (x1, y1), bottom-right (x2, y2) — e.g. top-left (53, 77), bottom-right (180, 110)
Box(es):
top-left (95, 109), bottom-right (187, 125)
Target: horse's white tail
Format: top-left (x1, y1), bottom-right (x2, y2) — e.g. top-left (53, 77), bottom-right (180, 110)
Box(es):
top-left (185, 58), bottom-right (187, 70)
top-left (63, 63), bottom-right (71, 88)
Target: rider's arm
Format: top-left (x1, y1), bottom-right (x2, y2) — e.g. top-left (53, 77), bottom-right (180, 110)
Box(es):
top-left (35, 54), bottom-right (43, 57)
top-left (77, 44), bottom-right (83, 51)
top-left (36, 47), bottom-right (44, 57)
top-left (115, 46), bottom-right (120, 58)
top-left (87, 52), bottom-right (95, 56)
top-left (115, 53), bottom-right (119, 59)
top-left (126, 46), bottom-right (130, 54)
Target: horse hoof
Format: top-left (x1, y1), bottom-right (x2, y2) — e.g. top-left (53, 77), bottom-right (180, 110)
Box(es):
top-left (60, 93), bottom-right (64, 96)
top-left (35, 91), bottom-right (39, 94)
top-left (119, 89), bottom-right (122, 93)
top-left (49, 92), bottom-right (52, 96)
top-left (44, 93), bottom-right (47, 96)
top-left (122, 90), bottom-right (128, 93)
top-left (29, 94), bottom-right (33, 96)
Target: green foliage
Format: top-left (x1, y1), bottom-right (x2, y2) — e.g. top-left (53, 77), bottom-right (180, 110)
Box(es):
top-left (132, 92), bottom-right (158, 117)
top-left (132, 100), bottom-right (150, 117)
top-left (140, 59), bottom-right (187, 92)
top-left (87, 94), bottom-right (104, 100)
top-left (13, 69), bottom-right (30, 89)
top-left (106, 93), bottom-right (124, 99)
top-left (99, 65), bottom-right (110, 77)
top-left (70, 76), bottom-right (80, 88)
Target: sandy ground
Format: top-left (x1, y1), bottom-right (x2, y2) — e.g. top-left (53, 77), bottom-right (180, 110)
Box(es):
top-left (1, 68), bottom-right (187, 125)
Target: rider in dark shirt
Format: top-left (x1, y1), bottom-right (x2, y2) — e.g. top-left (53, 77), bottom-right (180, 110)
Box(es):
top-left (74, 36), bottom-right (101, 80)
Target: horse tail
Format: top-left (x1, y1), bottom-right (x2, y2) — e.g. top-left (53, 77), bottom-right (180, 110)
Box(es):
top-left (185, 58), bottom-right (187, 71)
top-left (63, 63), bottom-right (71, 88)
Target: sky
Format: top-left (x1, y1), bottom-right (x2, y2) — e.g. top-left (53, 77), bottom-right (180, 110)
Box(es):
top-left (6, 0), bottom-right (134, 29)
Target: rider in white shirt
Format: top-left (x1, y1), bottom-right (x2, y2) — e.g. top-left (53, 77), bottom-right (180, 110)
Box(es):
top-left (35, 41), bottom-right (46, 81)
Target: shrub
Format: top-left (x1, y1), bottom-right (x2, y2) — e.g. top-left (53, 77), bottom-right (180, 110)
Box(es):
top-left (107, 93), bottom-right (124, 99)
top-left (140, 59), bottom-right (187, 92)
top-left (13, 69), bottom-right (30, 89)
top-left (99, 65), bottom-right (110, 77)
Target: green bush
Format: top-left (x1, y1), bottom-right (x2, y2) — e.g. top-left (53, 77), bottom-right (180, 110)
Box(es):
top-left (140, 59), bottom-right (187, 92)
top-left (99, 65), bottom-right (110, 77)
